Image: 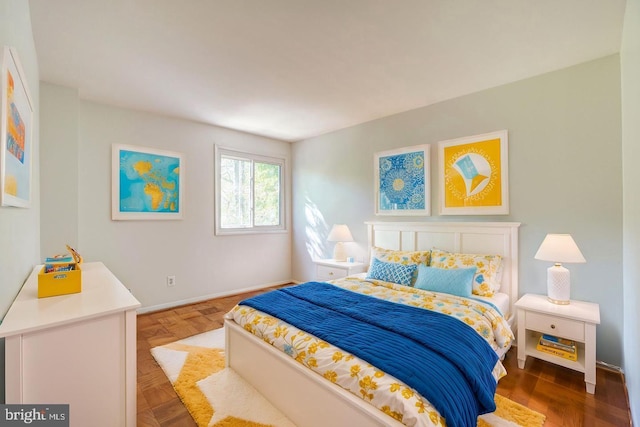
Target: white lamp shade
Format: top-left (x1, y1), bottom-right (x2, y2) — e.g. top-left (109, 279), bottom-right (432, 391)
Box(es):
top-left (327, 224), bottom-right (353, 262)
top-left (535, 233), bottom-right (585, 305)
top-left (534, 234), bottom-right (586, 263)
top-left (327, 224), bottom-right (354, 243)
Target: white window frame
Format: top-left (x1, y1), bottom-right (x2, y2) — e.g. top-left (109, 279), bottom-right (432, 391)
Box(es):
top-left (214, 145), bottom-right (286, 235)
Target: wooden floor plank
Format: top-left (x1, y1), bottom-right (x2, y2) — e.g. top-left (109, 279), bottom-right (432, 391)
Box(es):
top-left (137, 286), bottom-right (632, 426)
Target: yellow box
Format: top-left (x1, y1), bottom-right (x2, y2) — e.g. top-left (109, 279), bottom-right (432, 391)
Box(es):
top-left (38, 263), bottom-right (82, 298)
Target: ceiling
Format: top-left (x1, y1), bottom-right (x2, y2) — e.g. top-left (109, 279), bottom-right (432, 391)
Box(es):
top-left (28, 0), bottom-right (626, 142)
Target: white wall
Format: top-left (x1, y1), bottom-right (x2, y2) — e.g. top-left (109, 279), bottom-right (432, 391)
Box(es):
top-left (39, 87), bottom-right (292, 311)
top-left (0, 0), bottom-right (40, 403)
top-left (292, 55), bottom-right (623, 366)
top-left (0, 1), bottom-right (40, 314)
top-left (40, 84), bottom-right (78, 257)
top-left (621, 0), bottom-right (640, 423)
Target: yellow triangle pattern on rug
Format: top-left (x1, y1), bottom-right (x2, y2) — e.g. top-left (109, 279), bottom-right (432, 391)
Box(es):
top-left (478, 394), bottom-right (546, 427)
top-left (151, 328), bottom-right (545, 427)
top-left (151, 328), bottom-right (294, 427)
top-left (159, 341), bottom-right (223, 426)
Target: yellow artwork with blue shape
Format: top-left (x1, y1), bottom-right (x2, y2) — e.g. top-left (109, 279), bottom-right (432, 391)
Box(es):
top-left (443, 137), bottom-right (502, 208)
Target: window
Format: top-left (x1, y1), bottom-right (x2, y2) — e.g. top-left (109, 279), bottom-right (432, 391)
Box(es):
top-left (215, 146), bottom-right (286, 234)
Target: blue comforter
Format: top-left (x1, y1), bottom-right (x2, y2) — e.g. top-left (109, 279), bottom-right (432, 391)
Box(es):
top-left (241, 282), bottom-right (499, 427)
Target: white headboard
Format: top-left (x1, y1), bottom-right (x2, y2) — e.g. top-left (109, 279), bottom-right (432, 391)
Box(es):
top-left (366, 221), bottom-right (520, 324)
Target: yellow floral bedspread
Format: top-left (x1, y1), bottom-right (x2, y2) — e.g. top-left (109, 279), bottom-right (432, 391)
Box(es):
top-left (229, 277), bottom-right (514, 427)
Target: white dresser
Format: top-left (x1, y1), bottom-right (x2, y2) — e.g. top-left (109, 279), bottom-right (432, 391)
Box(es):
top-left (0, 262), bottom-right (141, 426)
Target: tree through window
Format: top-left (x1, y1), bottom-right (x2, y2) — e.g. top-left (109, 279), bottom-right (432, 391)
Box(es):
top-left (215, 147), bottom-right (285, 234)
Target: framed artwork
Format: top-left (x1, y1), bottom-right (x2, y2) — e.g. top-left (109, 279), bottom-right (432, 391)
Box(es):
top-left (438, 130), bottom-right (509, 215)
top-left (112, 144), bottom-right (184, 220)
top-left (374, 144), bottom-right (430, 216)
top-left (1, 47), bottom-right (34, 208)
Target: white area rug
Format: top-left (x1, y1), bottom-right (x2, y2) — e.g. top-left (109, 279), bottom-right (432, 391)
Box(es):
top-left (151, 328), bottom-right (295, 427)
top-left (151, 327), bottom-right (545, 427)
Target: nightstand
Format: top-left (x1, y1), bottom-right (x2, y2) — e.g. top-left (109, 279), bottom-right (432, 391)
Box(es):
top-left (515, 293), bottom-right (600, 393)
top-left (314, 259), bottom-right (366, 281)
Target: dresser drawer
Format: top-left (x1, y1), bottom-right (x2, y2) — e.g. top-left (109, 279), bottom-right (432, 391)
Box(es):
top-left (525, 311), bottom-right (585, 341)
top-left (317, 265), bottom-right (347, 280)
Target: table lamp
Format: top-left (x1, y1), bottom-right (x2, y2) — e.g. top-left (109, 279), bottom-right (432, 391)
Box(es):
top-left (327, 224), bottom-right (353, 262)
top-left (534, 234), bottom-right (586, 305)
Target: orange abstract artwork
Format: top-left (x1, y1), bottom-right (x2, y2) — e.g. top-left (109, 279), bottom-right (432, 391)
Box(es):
top-left (6, 70), bottom-right (26, 166)
top-left (2, 47), bottom-right (33, 207)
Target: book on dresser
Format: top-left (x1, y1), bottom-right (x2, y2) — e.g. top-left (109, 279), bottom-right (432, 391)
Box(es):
top-left (536, 335), bottom-right (578, 361)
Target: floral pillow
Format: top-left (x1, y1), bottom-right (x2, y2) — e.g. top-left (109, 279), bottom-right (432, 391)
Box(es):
top-left (429, 249), bottom-right (503, 297)
top-left (369, 247), bottom-right (431, 286)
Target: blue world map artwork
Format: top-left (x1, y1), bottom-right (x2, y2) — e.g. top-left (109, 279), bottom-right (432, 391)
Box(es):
top-left (378, 150), bottom-right (426, 211)
top-left (119, 149), bottom-right (181, 214)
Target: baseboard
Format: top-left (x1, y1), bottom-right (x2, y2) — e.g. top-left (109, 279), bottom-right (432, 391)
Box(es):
top-left (597, 360), bottom-right (624, 373)
top-left (136, 280), bottom-right (294, 314)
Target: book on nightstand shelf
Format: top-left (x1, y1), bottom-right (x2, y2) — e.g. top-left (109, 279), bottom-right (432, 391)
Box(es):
top-left (536, 335), bottom-right (578, 361)
top-left (539, 334), bottom-right (577, 353)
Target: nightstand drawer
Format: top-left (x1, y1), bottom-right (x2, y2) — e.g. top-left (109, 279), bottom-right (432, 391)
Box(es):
top-left (525, 311), bottom-right (585, 341)
top-left (317, 265), bottom-right (347, 280)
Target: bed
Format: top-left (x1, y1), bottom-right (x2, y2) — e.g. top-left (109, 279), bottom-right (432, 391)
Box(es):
top-left (224, 221), bottom-right (520, 427)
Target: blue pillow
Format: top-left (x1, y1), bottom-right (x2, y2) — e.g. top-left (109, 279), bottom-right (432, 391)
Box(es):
top-left (366, 258), bottom-right (417, 286)
top-left (414, 265), bottom-right (477, 297)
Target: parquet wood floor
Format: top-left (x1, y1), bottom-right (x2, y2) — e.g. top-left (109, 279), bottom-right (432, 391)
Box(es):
top-left (136, 287), bottom-right (632, 426)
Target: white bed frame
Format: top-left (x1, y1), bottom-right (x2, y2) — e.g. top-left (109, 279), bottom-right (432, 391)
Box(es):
top-left (225, 221), bottom-right (520, 427)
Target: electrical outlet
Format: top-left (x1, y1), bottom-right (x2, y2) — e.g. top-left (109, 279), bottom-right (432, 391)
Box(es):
top-left (167, 275), bottom-right (176, 287)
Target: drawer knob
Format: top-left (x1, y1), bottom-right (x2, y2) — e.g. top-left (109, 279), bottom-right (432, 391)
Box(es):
top-left (550, 324), bottom-right (556, 329)
top-left (329, 272), bottom-right (334, 276)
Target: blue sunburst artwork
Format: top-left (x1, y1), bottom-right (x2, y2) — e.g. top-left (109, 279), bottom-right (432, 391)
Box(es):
top-left (377, 147), bottom-right (429, 214)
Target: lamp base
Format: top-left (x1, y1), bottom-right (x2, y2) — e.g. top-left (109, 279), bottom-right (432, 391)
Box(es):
top-left (547, 296), bottom-right (570, 305)
top-left (333, 242), bottom-right (347, 262)
top-left (547, 263), bottom-right (571, 305)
